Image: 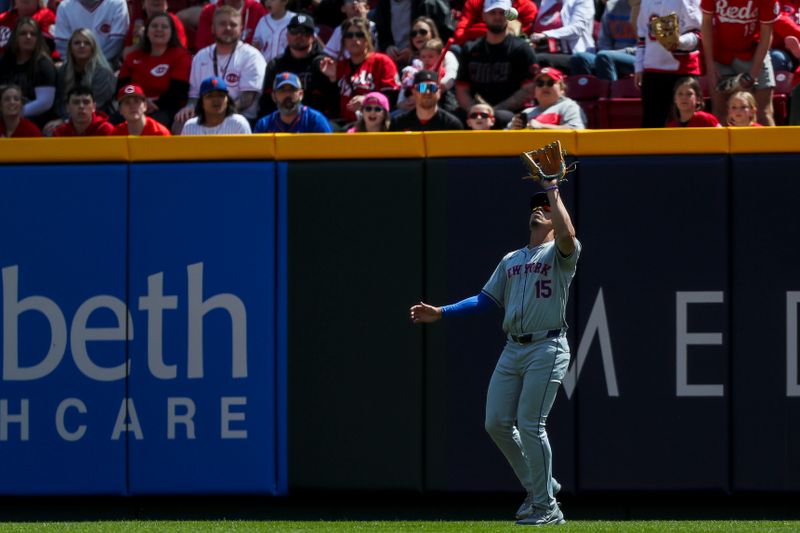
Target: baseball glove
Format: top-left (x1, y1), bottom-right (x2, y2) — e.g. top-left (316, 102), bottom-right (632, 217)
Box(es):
top-left (649, 12), bottom-right (680, 50)
top-left (715, 73), bottom-right (755, 93)
top-left (521, 140), bottom-right (575, 184)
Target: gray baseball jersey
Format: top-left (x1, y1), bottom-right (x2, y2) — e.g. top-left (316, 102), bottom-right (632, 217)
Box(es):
top-left (482, 239), bottom-right (581, 335)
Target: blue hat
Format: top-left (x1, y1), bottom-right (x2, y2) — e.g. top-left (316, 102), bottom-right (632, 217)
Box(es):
top-left (199, 76), bottom-right (228, 97)
top-left (273, 71), bottom-right (303, 90)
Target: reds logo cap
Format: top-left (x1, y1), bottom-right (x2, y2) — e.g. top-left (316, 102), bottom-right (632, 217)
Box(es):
top-left (116, 84), bottom-right (146, 102)
top-left (535, 67), bottom-right (565, 83)
top-left (273, 71), bottom-right (302, 90)
top-left (530, 192), bottom-right (551, 210)
top-left (199, 76), bottom-right (229, 97)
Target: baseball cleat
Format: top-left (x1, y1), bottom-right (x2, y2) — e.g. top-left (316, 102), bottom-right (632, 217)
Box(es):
top-left (515, 505), bottom-right (566, 526)
top-left (515, 492), bottom-right (535, 520)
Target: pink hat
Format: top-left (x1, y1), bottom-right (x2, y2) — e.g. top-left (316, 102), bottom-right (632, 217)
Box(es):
top-left (362, 91), bottom-right (390, 112)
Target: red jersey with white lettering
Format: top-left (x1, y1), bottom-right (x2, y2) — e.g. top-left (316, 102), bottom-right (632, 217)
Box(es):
top-left (336, 52), bottom-right (400, 123)
top-left (701, 0), bottom-right (781, 63)
top-left (111, 116), bottom-right (172, 135)
top-left (119, 46), bottom-right (192, 98)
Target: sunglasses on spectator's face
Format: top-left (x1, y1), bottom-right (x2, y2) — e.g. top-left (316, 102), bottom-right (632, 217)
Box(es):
top-left (288, 27), bottom-right (312, 36)
top-left (344, 31), bottom-right (367, 39)
top-left (535, 79), bottom-right (556, 88)
top-left (416, 82), bottom-right (438, 93)
top-left (363, 105), bottom-right (384, 113)
top-left (469, 112), bottom-right (491, 119)
top-left (409, 28), bottom-right (429, 37)
top-left (532, 205), bottom-right (552, 212)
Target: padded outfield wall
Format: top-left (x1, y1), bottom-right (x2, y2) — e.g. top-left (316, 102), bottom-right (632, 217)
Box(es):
top-left (0, 129), bottom-right (799, 495)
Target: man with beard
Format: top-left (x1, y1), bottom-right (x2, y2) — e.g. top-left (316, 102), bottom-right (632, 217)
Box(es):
top-left (391, 69), bottom-right (463, 130)
top-left (455, 0), bottom-right (537, 127)
top-left (253, 71), bottom-right (333, 132)
top-left (258, 13), bottom-right (338, 119)
top-left (175, 5), bottom-right (266, 131)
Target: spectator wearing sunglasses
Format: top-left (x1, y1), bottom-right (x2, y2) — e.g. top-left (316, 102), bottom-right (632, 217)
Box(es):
top-left (347, 90), bottom-right (392, 131)
top-left (465, 99), bottom-right (495, 129)
top-left (254, 71), bottom-right (333, 132)
top-left (391, 69), bottom-right (464, 130)
top-left (259, 14), bottom-right (339, 119)
top-left (319, 17), bottom-right (400, 124)
top-left (507, 67), bottom-right (586, 129)
top-left (323, 0), bottom-right (377, 60)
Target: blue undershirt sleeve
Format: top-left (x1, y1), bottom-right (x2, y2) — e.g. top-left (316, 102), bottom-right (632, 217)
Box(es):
top-left (440, 291), bottom-right (497, 317)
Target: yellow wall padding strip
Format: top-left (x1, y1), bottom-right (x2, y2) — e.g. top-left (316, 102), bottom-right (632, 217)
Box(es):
top-left (729, 126), bottom-right (800, 153)
top-left (128, 134), bottom-right (274, 161)
top-left (576, 128), bottom-right (730, 155)
top-left (424, 130), bottom-right (578, 157)
top-left (273, 132), bottom-right (426, 159)
top-left (0, 137), bottom-right (129, 163)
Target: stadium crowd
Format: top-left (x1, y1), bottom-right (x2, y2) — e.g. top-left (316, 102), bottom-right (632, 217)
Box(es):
top-left (0, 0), bottom-right (798, 136)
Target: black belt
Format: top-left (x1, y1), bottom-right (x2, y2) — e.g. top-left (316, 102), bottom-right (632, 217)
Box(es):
top-left (509, 329), bottom-right (562, 345)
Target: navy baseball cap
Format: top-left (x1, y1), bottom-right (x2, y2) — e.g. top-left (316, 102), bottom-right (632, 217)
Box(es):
top-left (274, 71), bottom-right (303, 90)
top-left (530, 192), bottom-right (551, 209)
top-left (199, 76), bottom-right (228, 97)
top-left (413, 70), bottom-right (438, 85)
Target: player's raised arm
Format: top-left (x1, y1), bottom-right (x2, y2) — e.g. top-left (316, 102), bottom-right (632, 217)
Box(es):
top-left (546, 187), bottom-right (577, 257)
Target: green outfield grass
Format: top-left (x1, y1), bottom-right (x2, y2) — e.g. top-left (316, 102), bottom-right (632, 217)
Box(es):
top-left (0, 522), bottom-right (798, 532)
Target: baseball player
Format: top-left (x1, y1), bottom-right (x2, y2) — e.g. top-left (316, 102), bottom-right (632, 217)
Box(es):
top-left (410, 169), bottom-right (579, 526)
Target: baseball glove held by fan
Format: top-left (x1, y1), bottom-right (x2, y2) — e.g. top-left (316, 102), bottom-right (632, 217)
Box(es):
top-left (649, 12), bottom-right (679, 50)
top-left (521, 141), bottom-right (573, 183)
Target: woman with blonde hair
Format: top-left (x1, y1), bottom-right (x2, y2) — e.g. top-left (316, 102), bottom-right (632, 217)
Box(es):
top-left (45, 28), bottom-right (115, 134)
top-left (727, 91), bottom-right (762, 127)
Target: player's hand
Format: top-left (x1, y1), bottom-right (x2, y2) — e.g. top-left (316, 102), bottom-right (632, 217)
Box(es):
top-left (410, 302), bottom-right (442, 324)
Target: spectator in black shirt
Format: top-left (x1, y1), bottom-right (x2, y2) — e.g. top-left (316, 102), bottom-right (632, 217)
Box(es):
top-left (455, 0), bottom-right (537, 126)
top-left (391, 69), bottom-right (464, 130)
top-left (258, 13), bottom-right (339, 119)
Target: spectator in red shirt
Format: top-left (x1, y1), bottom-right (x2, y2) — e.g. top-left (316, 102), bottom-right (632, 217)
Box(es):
top-left (0, 0), bottom-right (57, 55)
top-left (52, 86), bottom-right (114, 135)
top-left (665, 76), bottom-right (721, 127)
top-left (195, 0), bottom-right (266, 50)
top-left (727, 90), bottom-right (763, 126)
top-left (701, 0), bottom-right (780, 125)
top-left (112, 84), bottom-right (172, 134)
top-left (123, 0), bottom-right (188, 58)
top-left (118, 11), bottom-right (192, 127)
top-left (319, 16), bottom-right (400, 124)
top-left (453, 0), bottom-right (537, 45)
top-left (0, 84), bottom-right (43, 137)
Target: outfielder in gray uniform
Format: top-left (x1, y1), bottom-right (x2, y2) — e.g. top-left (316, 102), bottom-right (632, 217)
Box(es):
top-left (410, 185), bottom-right (579, 526)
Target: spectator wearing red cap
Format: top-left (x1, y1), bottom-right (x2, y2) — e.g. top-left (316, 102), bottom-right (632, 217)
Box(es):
top-left (391, 69), bottom-right (464, 130)
top-left (0, 0), bottom-right (57, 56)
top-left (181, 75), bottom-right (253, 134)
top-left (195, 0), bottom-right (265, 49)
top-left (0, 84), bottom-right (43, 137)
top-left (52, 86), bottom-right (114, 136)
top-left (701, 0), bottom-right (779, 125)
top-left (318, 16), bottom-right (400, 124)
top-left (253, 71), bottom-right (333, 132)
top-left (112, 84), bottom-right (172, 135)
top-left (347, 91), bottom-right (392, 131)
top-left (507, 67), bottom-right (586, 129)
top-left (118, 11), bottom-right (192, 127)
top-left (123, 0), bottom-right (187, 58)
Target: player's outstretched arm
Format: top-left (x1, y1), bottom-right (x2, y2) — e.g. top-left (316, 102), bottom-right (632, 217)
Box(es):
top-left (410, 302), bottom-right (442, 323)
top-left (547, 187), bottom-right (577, 256)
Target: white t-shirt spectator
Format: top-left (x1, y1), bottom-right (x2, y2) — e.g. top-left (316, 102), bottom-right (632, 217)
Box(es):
top-left (252, 10), bottom-right (296, 62)
top-left (181, 114), bottom-right (252, 134)
top-left (188, 41), bottom-right (267, 119)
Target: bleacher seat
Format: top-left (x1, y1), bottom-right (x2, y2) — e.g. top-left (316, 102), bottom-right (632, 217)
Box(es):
top-left (566, 74), bottom-right (610, 128)
top-left (603, 75), bottom-right (642, 129)
top-left (772, 70), bottom-right (793, 125)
